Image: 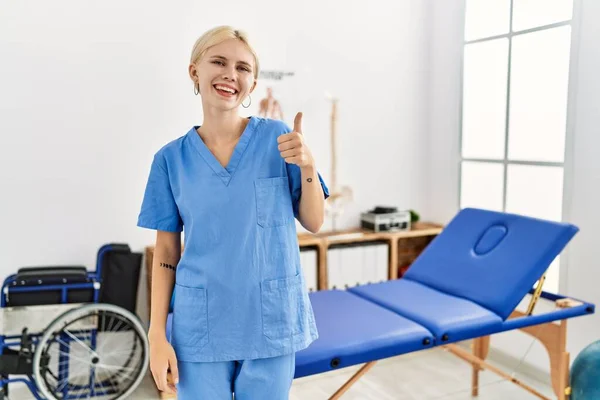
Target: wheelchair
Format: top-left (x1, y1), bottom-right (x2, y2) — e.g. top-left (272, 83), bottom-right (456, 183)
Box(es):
top-left (0, 244), bottom-right (149, 399)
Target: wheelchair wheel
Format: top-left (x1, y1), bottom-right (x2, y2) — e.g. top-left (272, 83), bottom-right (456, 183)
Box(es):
top-left (32, 303), bottom-right (149, 400)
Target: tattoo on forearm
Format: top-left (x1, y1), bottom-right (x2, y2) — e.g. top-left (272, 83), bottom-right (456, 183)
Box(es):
top-left (307, 178), bottom-right (313, 182)
top-left (160, 262), bottom-right (176, 271)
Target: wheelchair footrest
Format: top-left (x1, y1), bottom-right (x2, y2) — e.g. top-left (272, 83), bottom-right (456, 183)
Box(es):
top-left (0, 348), bottom-right (49, 375)
top-left (0, 349), bottom-right (32, 375)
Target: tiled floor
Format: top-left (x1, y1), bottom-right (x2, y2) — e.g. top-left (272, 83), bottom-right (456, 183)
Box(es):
top-left (8, 347), bottom-right (553, 399)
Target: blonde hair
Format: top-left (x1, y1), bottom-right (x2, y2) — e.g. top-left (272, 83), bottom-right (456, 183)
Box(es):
top-left (190, 25), bottom-right (260, 80)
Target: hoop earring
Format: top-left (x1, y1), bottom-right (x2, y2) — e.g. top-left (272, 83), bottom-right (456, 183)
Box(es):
top-left (242, 95), bottom-right (251, 108)
top-left (194, 83), bottom-right (200, 96)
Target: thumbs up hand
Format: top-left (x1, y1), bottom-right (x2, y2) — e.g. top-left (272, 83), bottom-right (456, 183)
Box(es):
top-left (277, 112), bottom-right (314, 169)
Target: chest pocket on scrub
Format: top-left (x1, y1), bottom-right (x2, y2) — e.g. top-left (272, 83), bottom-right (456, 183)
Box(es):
top-left (254, 176), bottom-right (294, 228)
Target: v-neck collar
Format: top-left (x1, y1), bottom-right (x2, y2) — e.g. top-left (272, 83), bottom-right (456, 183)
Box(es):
top-left (187, 116), bottom-right (259, 186)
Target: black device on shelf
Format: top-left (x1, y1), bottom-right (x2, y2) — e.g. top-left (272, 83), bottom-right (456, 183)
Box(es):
top-left (360, 206), bottom-right (411, 232)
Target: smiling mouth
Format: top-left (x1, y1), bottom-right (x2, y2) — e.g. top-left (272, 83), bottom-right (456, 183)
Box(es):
top-left (213, 85), bottom-right (238, 97)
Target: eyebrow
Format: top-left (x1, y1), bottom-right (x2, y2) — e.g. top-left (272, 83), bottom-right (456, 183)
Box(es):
top-left (210, 55), bottom-right (252, 69)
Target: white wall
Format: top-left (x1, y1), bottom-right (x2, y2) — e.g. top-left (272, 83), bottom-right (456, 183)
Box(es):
top-left (0, 0), bottom-right (431, 322)
top-left (562, 0), bottom-right (600, 359)
top-left (427, 0), bottom-right (600, 376)
top-left (424, 0), bottom-right (463, 224)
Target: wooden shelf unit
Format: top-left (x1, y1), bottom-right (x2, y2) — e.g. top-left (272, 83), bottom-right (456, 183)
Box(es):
top-left (298, 222), bottom-right (443, 290)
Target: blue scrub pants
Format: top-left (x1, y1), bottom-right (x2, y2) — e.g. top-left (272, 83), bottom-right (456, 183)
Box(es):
top-left (177, 352), bottom-right (295, 399)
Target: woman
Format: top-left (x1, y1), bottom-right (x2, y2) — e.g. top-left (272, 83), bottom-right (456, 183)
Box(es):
top-left (137, 25), bottom-right (329, 399)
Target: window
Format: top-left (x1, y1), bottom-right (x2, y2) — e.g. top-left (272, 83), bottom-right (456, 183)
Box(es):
top-left (460, 0), bottom-right (574, 293)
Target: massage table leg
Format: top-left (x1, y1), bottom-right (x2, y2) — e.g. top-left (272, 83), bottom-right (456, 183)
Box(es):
top-left (510, 309), bottom-right (570, 400)
top-left (471, 336), bottom-right (490, 396)
top-left (328, 361), bottom-right (377, 400)
top-left (559, 352), bottom-right (570, 400)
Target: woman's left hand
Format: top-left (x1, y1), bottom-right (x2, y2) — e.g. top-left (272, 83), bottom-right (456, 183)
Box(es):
top-left (277, 112), bottom-right (315, 169)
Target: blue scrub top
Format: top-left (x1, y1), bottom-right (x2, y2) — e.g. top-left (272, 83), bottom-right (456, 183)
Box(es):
top-left (138, 116), bottom-right (330, 362)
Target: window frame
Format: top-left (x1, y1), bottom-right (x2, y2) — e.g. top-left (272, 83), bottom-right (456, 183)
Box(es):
top-left (457, 0), bottom-right (582, 294)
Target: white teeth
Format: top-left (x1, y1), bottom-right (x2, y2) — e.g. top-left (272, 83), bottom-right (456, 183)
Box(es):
top-left (215, 85), bottom-right (236, 94)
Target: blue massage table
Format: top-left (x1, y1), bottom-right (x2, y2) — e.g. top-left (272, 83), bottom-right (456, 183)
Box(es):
top-left (167, 208), bottom-right (596, 399)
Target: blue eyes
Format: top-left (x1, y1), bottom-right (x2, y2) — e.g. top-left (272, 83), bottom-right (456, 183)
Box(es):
top-left (211, 60), bottom-right (250, 72)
